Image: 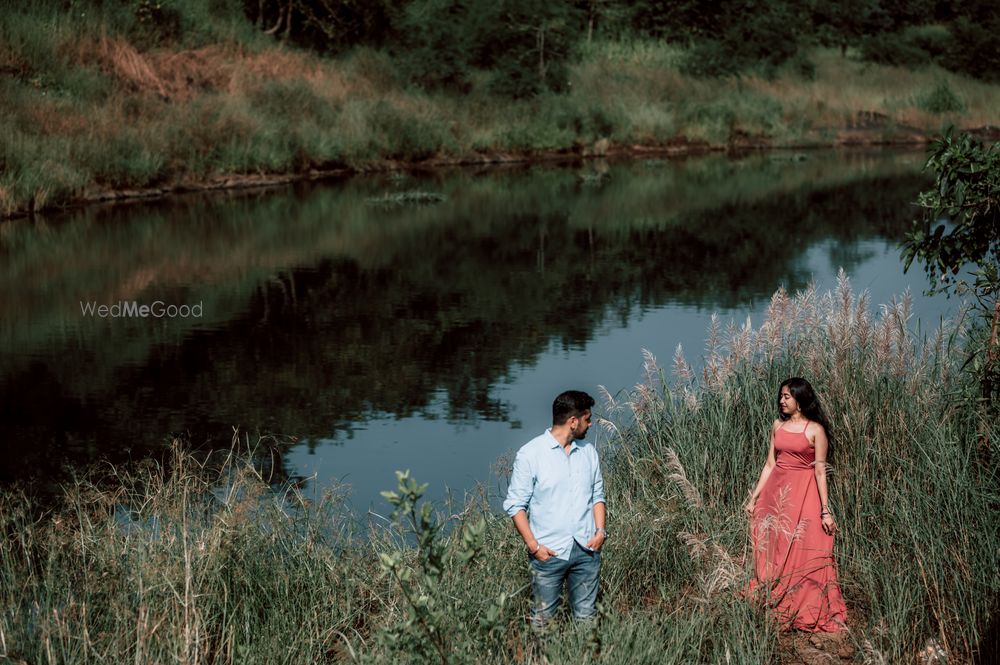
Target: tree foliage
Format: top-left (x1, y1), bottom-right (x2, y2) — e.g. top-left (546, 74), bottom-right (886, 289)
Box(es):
top-left (903, 130), bottom-right (1000, 401)
top-left (392, 0), bottom-right (582, 96)
top-left (235, 0), bottom-right (1000, 91)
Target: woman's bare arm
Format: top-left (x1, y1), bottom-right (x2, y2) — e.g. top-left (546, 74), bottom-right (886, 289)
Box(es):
top-left (811, 423), bottom-right (837, 534)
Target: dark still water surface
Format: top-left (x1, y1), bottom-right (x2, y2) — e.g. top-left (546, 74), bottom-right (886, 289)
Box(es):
top-left (0, 149), bottom-right (953, 510)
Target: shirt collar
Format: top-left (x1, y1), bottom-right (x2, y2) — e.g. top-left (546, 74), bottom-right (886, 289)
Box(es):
top-left (545, 428), bottom-right (578, 452)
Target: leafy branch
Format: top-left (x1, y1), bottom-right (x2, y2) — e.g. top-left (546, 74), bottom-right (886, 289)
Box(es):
top-left (375, 470), bottom-right (506, 664)
top-left (903, 128), bottom-right (1000, 403)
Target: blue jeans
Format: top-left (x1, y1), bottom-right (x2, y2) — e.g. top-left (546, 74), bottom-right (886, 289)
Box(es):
top-left (529, 541), bottom-right (601, 623)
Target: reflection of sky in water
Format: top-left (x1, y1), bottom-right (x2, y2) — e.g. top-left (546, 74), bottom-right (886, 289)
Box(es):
top-left (291, 237), bottom-right (953, 513)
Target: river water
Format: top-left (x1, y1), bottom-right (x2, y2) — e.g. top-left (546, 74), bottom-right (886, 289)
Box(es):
top-left (0, 148), bottom-right (954, 510)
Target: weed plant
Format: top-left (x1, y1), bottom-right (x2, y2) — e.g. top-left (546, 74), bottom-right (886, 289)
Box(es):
top-left (0, 274), bottom-right (997, 663)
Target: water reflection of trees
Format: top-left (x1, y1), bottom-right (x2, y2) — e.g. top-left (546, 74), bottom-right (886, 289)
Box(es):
top-left (0, 151), bottom-right (929, 485)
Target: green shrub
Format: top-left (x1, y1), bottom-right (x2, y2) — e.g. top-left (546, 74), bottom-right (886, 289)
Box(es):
top-left (786, 51), bottom-right (816, 81)
top-left (916, 82), bottom-right (965, 114)
top-left (944, 17), bottom-right (1000, 83)
top-left (85, 133), bottom-right (166, 187)
top-left (247, 79), bottom-right (336, 123)
top-left (368, 101), bottom-right (446, 160)
top-left (679, 3), bottom-right (802, 80)
top-left (375, 471), bottom-right (506, 665)
top-left (393, 0), bottom-right (478, 91)
top-left (860, 32), bottom-right (931, 67)
top-left (680, 40), bottom-right (742, 78)
top-left (901, 24), bottom-right (953, 59)
top-left (132, 0), bottom-right (184, 47)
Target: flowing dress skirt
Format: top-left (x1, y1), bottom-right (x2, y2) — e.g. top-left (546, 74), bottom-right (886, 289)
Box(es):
top-left (747, 429), bottom-right (848, 632)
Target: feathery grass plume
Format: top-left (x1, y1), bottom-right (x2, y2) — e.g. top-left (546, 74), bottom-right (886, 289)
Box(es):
top-left (723, 319), bottom-right (739, 381)
top-left (787, 515), bottom-right (809, 544)
top-left (631, 381), bottom-right (652, 414)
top-left (597, 383), bottom-right (618, 414)
top-left (826, 270), bottom-right (855, 395)
top-left (641, 347), bottom-right (662, 392)
top-left (672, 343), bottom-right (693, 383)
top-left (597, 416), bottom-right (621, 439)
top-left (928, 321), bottom-right (948, 385)
top-left (678, 531), bottom-right (709, 560)
top-left (891, 290), bottom-right (914, 378)
top-left (795, 281), bottom-right (821, 347)
top-left (854, 289), bottom-right (873, 352)
top-left (806, 337), bottom-right (825, 381)
top-left (665, 448), bottom-right (703, 510)
top-left (873, 301), bottom-right (896, 372)
top-left (677, 531), bottom-right (740, 601)
top-left (704, 314), bottom-right (722, 391)
top-left (752, 485), bottom-right (793, 560)
top-left (728, 315), bottom-right (754, 367)
top-left (914, 332), bottom-right (934, 390)
top-left (836, 268), bottom-right (854, 331)
top-left (705, 543), bottom-right (740, 594)
top-left (761, 286), bottom-right (790, 358)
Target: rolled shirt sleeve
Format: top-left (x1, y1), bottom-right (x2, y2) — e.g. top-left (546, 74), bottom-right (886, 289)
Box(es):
top-left (591, 447), bottom-right (605, 506)
top-left (503, 430), bottom-right (606, 560)
top-left (503, 448), bottom-right (533, 517)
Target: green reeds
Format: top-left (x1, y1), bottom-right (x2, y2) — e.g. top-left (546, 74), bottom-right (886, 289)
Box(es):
top-left (1, 274), bottom-right (996, 663)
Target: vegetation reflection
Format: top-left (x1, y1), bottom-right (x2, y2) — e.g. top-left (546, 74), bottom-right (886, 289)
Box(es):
top-left (0, 151), bottom-right (928, 484)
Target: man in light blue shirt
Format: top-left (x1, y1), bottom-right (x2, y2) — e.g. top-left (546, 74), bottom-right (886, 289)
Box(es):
top-left (502, 390), bottom-right (607, 624)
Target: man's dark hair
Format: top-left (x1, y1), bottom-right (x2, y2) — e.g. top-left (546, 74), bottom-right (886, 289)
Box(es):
top-left (552, 390), bottom-right (595, 426)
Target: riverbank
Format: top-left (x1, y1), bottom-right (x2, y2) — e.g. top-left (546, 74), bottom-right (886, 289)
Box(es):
top-left (2, 278), bottom-right (996, 664)
top-left (4, 15), bottom-right (1000, 219)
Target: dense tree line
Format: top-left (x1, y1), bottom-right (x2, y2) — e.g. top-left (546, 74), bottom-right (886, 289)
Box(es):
top-left (234, 0), bottom-right (999, 93)
top-left (55, 1), bottom-right (998, 95)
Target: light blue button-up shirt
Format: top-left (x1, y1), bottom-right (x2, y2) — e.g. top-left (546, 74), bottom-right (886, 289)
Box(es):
top-left (502, 429), bottom-right (606, 560)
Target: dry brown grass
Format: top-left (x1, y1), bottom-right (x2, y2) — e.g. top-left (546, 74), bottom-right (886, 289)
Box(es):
top-left (743, 50), bottom-right (1000, 129)
top-left (76, 36), bottom-right (342, 103)
top-left (25, 98), bottom-right (90, 136)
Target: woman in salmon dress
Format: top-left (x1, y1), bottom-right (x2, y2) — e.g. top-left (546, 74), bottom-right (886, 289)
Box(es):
top-left (744, 377), bottom-right (848, 632)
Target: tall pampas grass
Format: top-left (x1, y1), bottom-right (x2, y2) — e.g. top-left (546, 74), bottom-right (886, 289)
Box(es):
top-left (606, 276), bottom-right (995, 664)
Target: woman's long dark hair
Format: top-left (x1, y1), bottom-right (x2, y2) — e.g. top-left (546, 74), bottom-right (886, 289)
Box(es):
top-left (777, 377), bottom-right (833, 446)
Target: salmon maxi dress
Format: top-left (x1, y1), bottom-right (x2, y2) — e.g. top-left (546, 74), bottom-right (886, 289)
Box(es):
top-left (747, 423), bottom-right (848, 632)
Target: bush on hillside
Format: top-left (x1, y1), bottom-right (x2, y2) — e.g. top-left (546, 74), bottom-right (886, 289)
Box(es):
top-left (680, 39), bottom-right (743, 77)
top-left (944, 17), bottom-right (1000, 83)
top-left (860, 31), bottom-right (932, 67)
top-left (677, 0), bottom-right (803, 77)
top-left (901, 24), bottom-right (952, 58)
top-left (916, 82), bottom-right (965, 114)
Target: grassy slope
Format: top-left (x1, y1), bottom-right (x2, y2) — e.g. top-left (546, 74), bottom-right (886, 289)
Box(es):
top-left (0, 277), bottom-right (997, 664)
top-left (2, 9), bottom-right (999, 219)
